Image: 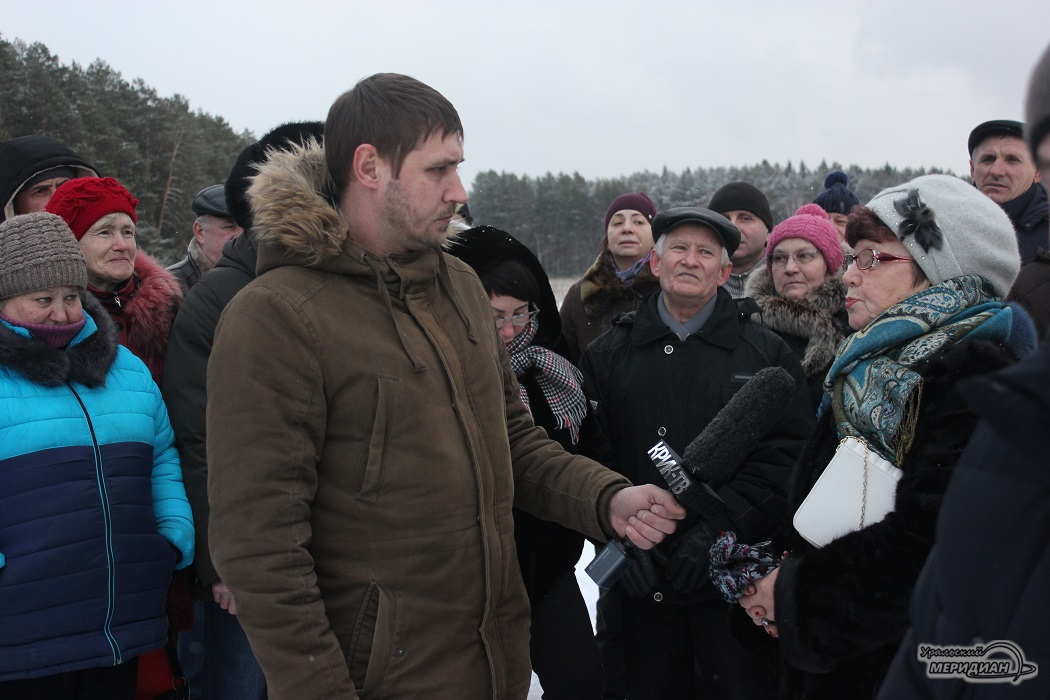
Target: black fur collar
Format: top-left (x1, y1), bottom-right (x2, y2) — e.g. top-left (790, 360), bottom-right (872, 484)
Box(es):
top-left (0, 293), bottom-right (118, 388)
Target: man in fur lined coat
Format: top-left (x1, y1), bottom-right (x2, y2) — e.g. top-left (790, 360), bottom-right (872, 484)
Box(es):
top-left (205, 73), bottom-right (686, 700)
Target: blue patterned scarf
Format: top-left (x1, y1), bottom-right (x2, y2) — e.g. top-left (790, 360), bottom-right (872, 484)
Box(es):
top-left (823, 275), bottom-right (1013, 464)
top-left (614, 251), bottom-right (652, 285)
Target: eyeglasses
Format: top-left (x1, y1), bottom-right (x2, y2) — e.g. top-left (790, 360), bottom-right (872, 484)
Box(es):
top-left (770, 249), bottom-right (820, 268)
top-left (493, 309), bottom-right (539, 329)
top-left (842, 249), bottom-right (914, 271)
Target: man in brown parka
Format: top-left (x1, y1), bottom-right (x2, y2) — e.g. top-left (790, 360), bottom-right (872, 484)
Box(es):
top-left (205, 73), bottom-right (685, 700)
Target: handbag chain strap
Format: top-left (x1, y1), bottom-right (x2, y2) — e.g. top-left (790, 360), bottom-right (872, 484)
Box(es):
top-left (858, 439), bottom-right (869, 528)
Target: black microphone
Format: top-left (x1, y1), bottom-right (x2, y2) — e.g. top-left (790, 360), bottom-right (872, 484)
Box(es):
top-left (651, 366), bottom-right (797, 517)
top-left (681, 366), bottom-right (797, 488)
top-left (586, 367), bottom-right (796, 587)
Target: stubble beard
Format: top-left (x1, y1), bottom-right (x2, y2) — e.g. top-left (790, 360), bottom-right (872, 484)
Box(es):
top-left (383, 179), bottom-right (453, 253)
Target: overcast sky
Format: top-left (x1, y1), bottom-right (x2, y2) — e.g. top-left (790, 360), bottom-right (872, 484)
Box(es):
top-left (6, 1), bottom-right (1050, 189)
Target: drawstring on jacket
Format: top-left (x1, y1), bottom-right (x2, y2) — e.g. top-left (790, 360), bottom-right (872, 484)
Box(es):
top-left (362, 253), bottom-right (429, 373)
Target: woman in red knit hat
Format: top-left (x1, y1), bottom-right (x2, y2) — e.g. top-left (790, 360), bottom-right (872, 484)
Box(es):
top-left (45, 177), bottom-right (182, 386)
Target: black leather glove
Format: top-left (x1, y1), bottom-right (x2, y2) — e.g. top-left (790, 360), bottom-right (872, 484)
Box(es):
top-left (617, 546), bottom-right (660, 599)
top-left (665, 523), bottom-right (716, 594)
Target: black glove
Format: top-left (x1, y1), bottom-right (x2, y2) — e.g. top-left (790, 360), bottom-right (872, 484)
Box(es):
top-left (665, 523), bottom-right (716, 594)
top-left (617, 546), bottom-right (660, 599)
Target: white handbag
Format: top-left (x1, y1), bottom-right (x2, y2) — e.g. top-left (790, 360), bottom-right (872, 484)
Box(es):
top-left (793, 436), bottom-right (903, 548)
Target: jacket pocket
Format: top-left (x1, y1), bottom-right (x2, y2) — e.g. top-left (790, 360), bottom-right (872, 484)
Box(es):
top-left (358, 375), bottom-right (401, 503)
top-left (345, 580), bottom-right (398, 695)
top-left (721, 372), bottom-right (753, 404)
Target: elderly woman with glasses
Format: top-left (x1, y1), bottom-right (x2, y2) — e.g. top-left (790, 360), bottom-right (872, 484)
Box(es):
top-left (745, 204), bottom-right (852, 410)
top-left (444, 225), bottom-right (602, 699)
top-left (726, 175), bottom-right (1037, 700)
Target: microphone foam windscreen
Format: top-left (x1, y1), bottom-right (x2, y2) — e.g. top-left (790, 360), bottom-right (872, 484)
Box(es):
top-left (681, 366), bottom-right (796, 488)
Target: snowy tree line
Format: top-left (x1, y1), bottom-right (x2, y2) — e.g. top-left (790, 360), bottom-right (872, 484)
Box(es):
top-left (468, 160), bottom-right (957, 279)
top-left (3, 35), bottom-right (958, 274)
top-left (0, 36), bottom-right (253, 263)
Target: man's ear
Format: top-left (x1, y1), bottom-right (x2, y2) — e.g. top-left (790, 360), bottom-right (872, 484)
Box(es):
top-left (650, 248), bottom-right (661, 277)
top-left (352, 144), bottom-right (383, 191)
top-left (192, 219), bottom-right (205, 245)
top-left (717, 260), bottom-right (734, 286)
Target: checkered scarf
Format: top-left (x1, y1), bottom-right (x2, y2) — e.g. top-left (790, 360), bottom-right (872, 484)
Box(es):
top-left (506, 317), bottom-right (588, 444)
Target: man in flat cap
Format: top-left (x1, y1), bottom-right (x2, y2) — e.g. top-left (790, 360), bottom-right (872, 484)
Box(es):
top-left (969, 119), bottom-right (1048, 264)
top-left (168, 184), bottom-right (244, 294)
top-left (580, 207), bottom-right (812, 699)
top-left (0, 134), bottom-right (98, 222)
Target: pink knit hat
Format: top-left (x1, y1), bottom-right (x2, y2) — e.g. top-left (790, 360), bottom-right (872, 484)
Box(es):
top-left (765, 203), bottom-right (843, 273)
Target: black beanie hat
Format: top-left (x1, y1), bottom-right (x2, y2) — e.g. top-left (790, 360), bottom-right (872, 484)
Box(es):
top-left (811, 170), bottom-right (860, 216)
top-left (225, 121), bottom-right (325, 229)
top-left (708, 182), bottom-right (773, 232)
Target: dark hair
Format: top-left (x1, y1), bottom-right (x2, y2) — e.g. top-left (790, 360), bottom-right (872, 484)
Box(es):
top-left (845, 206), bottom-right (928, 286)
top-left (478, 259), bottom-right (542, 307)
top-left (325, 73), bottom-right (463, 197)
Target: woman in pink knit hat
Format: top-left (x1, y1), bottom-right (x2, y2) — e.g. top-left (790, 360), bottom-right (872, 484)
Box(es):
top-left (744, 203), bottom-right (851, 408)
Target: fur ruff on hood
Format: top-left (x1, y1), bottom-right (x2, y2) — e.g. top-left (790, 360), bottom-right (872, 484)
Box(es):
top-left (745, 266), bottom-right (850, 377)
top-left (0, 293), bottom-right (118, 388)
top-left (245, 138), bottom-right (346, 268)
top-left (578, 249), bottom-right (658, 319)
top-left (246, 138), bottom-right (481, 370)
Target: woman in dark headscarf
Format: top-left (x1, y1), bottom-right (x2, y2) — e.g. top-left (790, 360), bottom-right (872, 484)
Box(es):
top-left (446, 225), bottom-right (601, 699)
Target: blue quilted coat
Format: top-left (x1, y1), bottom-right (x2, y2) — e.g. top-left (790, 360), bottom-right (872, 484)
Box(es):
top-left (0, 295), bottom-right (194, 681)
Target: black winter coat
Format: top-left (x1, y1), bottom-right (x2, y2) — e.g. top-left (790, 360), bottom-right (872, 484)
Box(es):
top-left (162, 231), bottom-right (259, 595)
top-left (876, 338), bottom-right (1050, 700)
top-left (580, 288), bottom-right (815, 604)
top-left (444, 226), bottom-right (592, 605)
top-left (764, 338), bottom-right (1021, 700)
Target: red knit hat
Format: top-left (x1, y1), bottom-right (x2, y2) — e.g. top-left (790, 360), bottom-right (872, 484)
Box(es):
top-left (45, 176), bottom-right (138, 240)
top-left (766, 203), bottom-right (843, 274)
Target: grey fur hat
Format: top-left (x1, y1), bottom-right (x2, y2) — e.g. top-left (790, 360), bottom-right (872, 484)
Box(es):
top-left (865, 174), bottom-right (1020, 298)
top-left (1025, 42), bottom-right (1050, 160)
top-left (0, 212), bottom-right (87, 301)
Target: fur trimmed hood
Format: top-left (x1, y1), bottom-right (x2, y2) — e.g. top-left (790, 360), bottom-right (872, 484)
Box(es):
top-left (578, 249), bottom-right (658, 319)
top-left (744, 266), bottom-right (850, 377)
top-left (245, 138), bottom-right (350, 273)
top-left (0, 293), bottom-right (118, 388)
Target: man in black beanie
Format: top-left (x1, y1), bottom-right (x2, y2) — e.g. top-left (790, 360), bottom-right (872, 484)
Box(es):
top-left (0, 135), bottom-right (98, 222)
top-left (708, 182), bottom-right (773, 298)
top-left (968, 119), bottom-right (1048, 265)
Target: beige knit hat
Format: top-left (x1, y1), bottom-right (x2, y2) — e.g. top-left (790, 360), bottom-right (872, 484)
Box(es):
top-left (0, 212), bottom-right (88, 300)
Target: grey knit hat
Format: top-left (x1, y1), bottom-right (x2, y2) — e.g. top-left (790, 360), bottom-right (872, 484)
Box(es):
top-left (1025, 42), bottom-right (1050, 160)
top-left (0, 212), bottom-right (87, 301)
top-left (865, 174), bottom-right (1020, 298)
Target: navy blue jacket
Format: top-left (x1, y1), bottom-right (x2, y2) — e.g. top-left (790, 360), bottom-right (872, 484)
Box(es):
top-left (877, 339), bottom-right (1050, 699)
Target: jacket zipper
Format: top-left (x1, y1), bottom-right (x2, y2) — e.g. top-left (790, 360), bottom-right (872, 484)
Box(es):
top-left (68, 383), bottom-right (122, 665)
